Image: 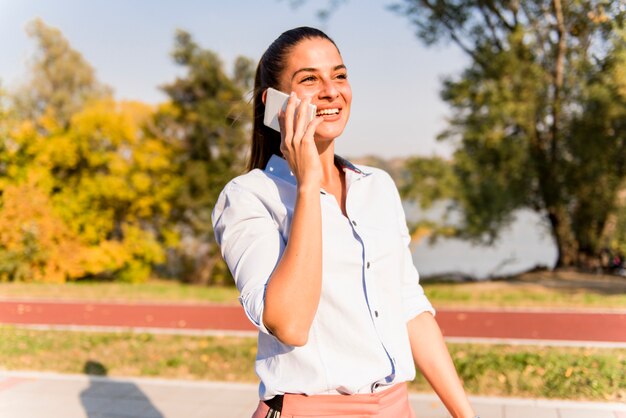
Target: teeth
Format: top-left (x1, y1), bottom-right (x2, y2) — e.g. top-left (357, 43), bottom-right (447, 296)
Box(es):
top-left (316, 108), bottom-right (339, 116)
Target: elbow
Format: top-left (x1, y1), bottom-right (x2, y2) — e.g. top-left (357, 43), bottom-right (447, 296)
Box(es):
top-left (275, 328), bottom-right (309, 347)
top-left (263, 314), bottom-right (310, 347)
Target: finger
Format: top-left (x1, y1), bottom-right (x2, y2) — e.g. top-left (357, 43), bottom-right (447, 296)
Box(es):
top-left (281, 93), bottom-right (299, 156)
top-left (278, 109), bottom-right (289, 147)
top-left (283, 92), bottom-right (298, 139)
top-left (301, 115), bottom-right (324, 143)
top-left (278, 114), bottom-right (289, 157)
top-left (293, 96), bottom-right (312, 141)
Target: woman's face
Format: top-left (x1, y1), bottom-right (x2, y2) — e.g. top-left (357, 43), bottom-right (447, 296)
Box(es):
top-left (278, 37), bottom-right (352, 142)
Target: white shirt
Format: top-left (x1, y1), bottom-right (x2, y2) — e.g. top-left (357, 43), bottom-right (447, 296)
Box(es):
top-left (212, 155), bottom-right (435, 400)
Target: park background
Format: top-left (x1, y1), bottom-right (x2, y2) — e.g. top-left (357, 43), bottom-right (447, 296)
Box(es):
top-left (0, 0), bottom-right (625, 410)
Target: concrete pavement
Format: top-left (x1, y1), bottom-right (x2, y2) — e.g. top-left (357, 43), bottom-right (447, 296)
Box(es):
top-left (1, 370), bottom-right (624, 418)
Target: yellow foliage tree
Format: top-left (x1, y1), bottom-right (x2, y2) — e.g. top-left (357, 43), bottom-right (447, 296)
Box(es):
top-left (0, 182), bottom-right (86, 282)
top-left (2, 97), bottom-right (180, 282)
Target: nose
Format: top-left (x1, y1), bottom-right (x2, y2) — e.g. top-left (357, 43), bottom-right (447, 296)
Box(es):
top-left (318, 78), bottom-right (339, 100)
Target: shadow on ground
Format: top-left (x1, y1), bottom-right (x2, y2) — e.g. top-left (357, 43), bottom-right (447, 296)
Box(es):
top-left (80, 360), bottom-right (164, 418)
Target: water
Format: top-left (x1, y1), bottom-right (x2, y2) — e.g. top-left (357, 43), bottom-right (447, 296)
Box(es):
top-left (405, 202), bottom-right (558, 280)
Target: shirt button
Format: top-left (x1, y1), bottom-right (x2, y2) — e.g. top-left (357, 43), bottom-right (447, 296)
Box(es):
top-left (351, 220), bottom-right (357, 226)
top-left (366, 261), bottom-right (370, 269)
top-left (374, 310), bottom-right (379, 317)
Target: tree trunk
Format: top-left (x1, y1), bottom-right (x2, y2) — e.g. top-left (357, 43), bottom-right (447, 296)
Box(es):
top-left (547, 205), bottom-right (579, 267)
top-left (546, 0), bottom-right (574, 269)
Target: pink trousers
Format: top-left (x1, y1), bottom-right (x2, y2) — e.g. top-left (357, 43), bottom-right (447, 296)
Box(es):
top-left (251, 383), bottom-right (416, 418)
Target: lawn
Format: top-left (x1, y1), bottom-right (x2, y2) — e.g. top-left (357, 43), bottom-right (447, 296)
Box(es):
top-left (0, 279), bottom-right (241, 304)
top-left (1, 326), bottom-right (623, 401)
top-left (1, 270), bottom-right (625, 309)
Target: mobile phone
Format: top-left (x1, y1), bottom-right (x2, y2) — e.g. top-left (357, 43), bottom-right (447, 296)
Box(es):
top-left (263, 87), bottom-right (317, 133)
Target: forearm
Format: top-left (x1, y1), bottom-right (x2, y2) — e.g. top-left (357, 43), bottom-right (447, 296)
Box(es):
top-left (263, 185), bottom-right (322, 346)
top-left (408, 312), bottom-right (475, 418)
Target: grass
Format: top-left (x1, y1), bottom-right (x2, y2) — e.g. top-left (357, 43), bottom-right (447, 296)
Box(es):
top-left (0, 279), bottom-right (240, 304)
top-left (422, 280), bottom-right (626, 309)
top-left (1, 270), bottom-right (625, 309)
top-left (0, 326), bottom-right (256, 382)
top-left (422, 269), bottom-right (626, 309)
top-left (1, 326), bottom-right (623, 401)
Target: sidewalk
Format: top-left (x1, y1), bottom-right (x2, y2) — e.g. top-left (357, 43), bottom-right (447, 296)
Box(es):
top-left (1, 370), bottom-right (624, 418)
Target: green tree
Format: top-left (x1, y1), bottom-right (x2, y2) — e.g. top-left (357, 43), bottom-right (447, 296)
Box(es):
top-left (158, 30), bottom-right (252, 284)
top-left (13, 19), bottom-right (110, 128)
top-left (393, 0), bottom-right (626, 268)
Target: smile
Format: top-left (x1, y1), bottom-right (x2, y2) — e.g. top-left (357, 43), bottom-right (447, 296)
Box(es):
top-left (316, 108), bottom-right (340, 116)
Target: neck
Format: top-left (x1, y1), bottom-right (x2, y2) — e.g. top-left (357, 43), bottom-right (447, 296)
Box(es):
top-left (315, 139), bottom-right (342, 186)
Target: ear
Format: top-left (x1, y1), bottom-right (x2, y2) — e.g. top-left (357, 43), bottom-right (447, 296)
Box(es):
top-left (261, 89), bottom-right (268, 105)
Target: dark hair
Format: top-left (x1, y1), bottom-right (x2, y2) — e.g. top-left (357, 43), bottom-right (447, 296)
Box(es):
top-left (247, 27), bottom-right (338, 171)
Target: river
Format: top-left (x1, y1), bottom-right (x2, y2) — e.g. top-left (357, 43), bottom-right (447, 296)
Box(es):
top-left (405, 202), bottom-right (558, 280)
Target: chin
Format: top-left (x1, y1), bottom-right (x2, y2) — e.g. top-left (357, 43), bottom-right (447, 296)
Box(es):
top-left (315, 122), bottom-right (347, 141)
top-left (315, 130), bottom-right (343, 142)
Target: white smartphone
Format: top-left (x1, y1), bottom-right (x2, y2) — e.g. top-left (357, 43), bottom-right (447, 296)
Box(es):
top-left (263, 87), bottom-right (317, 133)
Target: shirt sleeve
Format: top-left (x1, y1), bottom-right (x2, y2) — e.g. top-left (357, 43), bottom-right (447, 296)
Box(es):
top-left (212, 181), bottom-right (286, 335)
top-left (388, 175), bottom-right (436, 322)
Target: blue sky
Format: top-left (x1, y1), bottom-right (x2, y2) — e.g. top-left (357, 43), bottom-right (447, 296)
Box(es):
top-left (0, 0), bottom-right (468, 158)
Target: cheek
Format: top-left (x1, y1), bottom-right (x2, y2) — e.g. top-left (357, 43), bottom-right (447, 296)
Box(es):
top-left (292, 87), bottom-right (316, 100)
top-left (338, 85), bottom-right (352, 108)
top-left (343, 86), bottom-right (352, 105)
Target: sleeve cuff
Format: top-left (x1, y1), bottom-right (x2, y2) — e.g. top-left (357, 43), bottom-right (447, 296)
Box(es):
top-left (238, 286), bottom-right (272, 335)
top-left (403, 294), bottom-right (436, 322)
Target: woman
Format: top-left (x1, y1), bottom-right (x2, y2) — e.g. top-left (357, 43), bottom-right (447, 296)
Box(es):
top-left (212, 27), bottom-right (478, 418)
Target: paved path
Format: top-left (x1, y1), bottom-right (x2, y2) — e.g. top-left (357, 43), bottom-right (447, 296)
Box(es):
top-left (1, 300), bottom-right (625, 344)
top-left (1, 371), bottom-right (624, 418)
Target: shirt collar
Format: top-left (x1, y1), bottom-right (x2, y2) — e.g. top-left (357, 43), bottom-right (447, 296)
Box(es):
top-left (264, 154), bottom-right (296, 185)
top-left (334, 154), bottom-right (369, 176)
top-left (264, 154), bottom-right (370, 186)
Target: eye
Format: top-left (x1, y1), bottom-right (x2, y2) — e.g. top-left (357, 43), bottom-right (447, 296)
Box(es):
top-left (336, 72), bottom-right (348, 80)
top-left (300, 75), bottom-right (316, 83)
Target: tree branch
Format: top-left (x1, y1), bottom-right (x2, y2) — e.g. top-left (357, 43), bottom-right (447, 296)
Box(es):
top-left (418, 0), bottom-right (490, 67)
top-left (477, 0), bottom-right (505, 51)
top-left (483, 0), bottom-right (516, 31)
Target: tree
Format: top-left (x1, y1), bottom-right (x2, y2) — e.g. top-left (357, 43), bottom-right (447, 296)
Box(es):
top-left (0, 182), bottom-right (88, 282)
top-left (1, 20), bottom-right (181, 282)
top-left (0, 83), bottom-right (12, 189)
top-left (158, 30), bottom-right (252, 284)
top-left (3, 97), bottom-right (180, 282)
top-left (392, 0), bottom-right (626, 268)
top-left (13, 19), bottom-right (110, 128)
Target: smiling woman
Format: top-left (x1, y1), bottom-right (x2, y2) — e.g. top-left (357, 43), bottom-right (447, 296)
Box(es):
top-left (211, 27), bottom-right (478, 418)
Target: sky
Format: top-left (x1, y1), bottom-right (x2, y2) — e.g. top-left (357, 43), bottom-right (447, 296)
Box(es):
top-left (0, 0), bottom-right (468, 159)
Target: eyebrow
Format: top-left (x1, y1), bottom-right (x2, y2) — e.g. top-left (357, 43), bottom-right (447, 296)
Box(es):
top-left (291, 64), bottom-right (347, 81)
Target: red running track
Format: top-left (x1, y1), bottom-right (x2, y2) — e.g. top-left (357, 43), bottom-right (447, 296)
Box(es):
top-left (0, 300), bottom-right (624, 343)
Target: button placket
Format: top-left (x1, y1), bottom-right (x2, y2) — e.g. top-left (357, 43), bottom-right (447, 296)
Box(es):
top-left (347, 172), bottom-right (395, 382)
top-left (362, 246), bottom-right (380, 323)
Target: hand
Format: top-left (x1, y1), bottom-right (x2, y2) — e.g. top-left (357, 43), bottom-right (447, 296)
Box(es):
top-left (278, 92), bottom-right (324, 191)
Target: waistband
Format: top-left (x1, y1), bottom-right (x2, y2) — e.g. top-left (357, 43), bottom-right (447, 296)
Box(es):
top-left (279, 382), bottom-right (409, 416)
